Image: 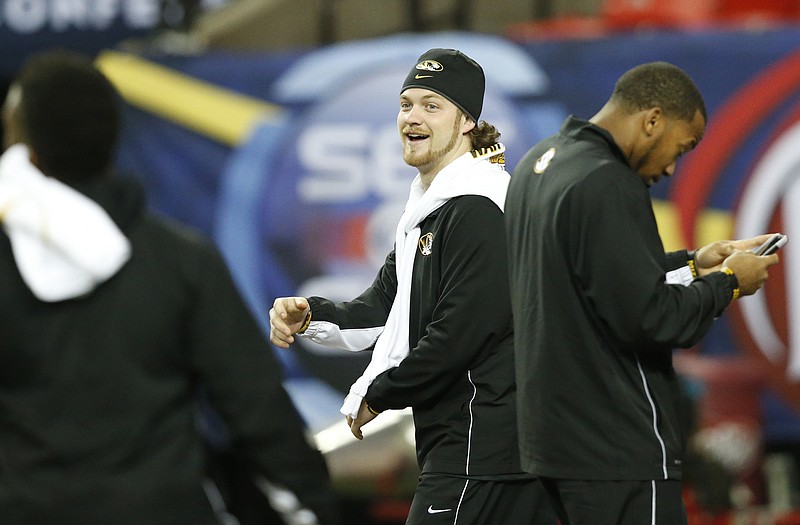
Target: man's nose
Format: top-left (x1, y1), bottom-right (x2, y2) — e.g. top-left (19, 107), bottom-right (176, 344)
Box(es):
top-left (404, 106), bottom-right (423, 124)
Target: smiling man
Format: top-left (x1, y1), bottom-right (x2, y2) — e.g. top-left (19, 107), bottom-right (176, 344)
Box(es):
top-left (505, 62), bottom-right (780, 524)
top-left (271, 48), bottom-right (555, 525)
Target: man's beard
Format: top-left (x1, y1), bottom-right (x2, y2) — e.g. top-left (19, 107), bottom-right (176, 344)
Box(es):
top-left (402, 116), bottom-right (461, 169)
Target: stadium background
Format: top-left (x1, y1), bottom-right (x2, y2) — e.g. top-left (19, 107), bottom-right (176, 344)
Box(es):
top-left (3, 0), bottom-right (800, 523)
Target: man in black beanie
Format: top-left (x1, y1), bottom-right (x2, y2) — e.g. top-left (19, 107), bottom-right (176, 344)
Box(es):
top-left (271, 48), bottom-right (555, 524)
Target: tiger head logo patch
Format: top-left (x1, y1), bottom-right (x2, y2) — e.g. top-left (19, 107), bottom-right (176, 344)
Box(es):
top-left (418, 232), bottom-right (434, 256)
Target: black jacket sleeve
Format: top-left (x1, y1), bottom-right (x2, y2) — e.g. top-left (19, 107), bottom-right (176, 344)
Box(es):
top-left (306, 249), bottom-right (397, 337)
top-left (570, 166), bottom-right (735, 350)
top-left (187, 243), bottom-right (340, 525)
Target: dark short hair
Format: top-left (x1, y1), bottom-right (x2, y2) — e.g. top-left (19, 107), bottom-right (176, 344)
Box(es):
top-left (14, 50), bottom-right (120, 181)
top-left (611, 62), bottom-right (707, 123)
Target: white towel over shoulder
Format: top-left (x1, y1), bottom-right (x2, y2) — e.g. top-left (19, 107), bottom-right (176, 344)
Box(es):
top-left (0, 144), bottom-right (131, 302)
top-left (341, 145), bottom-right (510, 419)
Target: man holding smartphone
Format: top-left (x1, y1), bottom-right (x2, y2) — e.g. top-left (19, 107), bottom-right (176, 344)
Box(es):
top-left (505, 61), bottom-right (780, 525)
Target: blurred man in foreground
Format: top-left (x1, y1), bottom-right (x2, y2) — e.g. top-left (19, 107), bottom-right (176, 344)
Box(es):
top-left (0, 50), bottom-right (340, 525)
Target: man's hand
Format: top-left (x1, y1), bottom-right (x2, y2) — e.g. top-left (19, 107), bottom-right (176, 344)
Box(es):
top-left (345, 400), bottom-right (379, 440)
top-left (721, 250), bottom-right (780, 297)
top-left (694, 234), bottom-right (776, 276)
top-left (269, 297), bottom-right (310, 348)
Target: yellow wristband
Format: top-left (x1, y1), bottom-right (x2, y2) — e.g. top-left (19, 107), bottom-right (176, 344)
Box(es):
top-left (298, 311), bottom-right (312, 333)
top-left (687, 258), bottom-right (698, 278)
top-left (721, 267), bottom-right (740, 300)
top-left (366, 403), bottom-right (381, 415)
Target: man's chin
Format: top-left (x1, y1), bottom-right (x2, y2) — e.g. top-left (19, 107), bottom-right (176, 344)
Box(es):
top-left (403, 152), bottom-right (429, 169)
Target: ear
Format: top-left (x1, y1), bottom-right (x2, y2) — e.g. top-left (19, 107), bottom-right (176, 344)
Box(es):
top-left (461, 115), bottom-right (477, 135)
top-left (643, 108), bottom-right (663, 137)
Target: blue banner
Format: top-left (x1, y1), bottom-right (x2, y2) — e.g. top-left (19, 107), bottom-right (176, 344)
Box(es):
top-left (112, 28), bottom-right (800, 442)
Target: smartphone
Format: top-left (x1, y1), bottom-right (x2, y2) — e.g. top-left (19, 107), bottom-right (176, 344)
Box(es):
top-left (752, 233), bottom-right (788, 256)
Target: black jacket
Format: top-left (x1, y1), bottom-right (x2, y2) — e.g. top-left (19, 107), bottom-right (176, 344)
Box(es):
top-left (505, 117), bottom-right (738, 481)
top-left (0, 178), bottom-right (339, 525)
top-left (305, 195), bottom-right (529, 478)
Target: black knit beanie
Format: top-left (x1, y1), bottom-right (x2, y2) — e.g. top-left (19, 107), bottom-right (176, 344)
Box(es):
top-left (400, 48), bottom-right (485, 122)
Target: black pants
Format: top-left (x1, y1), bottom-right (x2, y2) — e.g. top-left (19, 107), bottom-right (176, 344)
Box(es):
top-left (540, 478), bottom-right (688, 525)
top-left (405, 473), bottom-right (556, 525)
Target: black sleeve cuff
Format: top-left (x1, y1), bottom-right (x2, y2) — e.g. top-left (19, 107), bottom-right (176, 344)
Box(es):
top-left (364, 369), bottom-right (391, 413)
top-left (664, 249), bottom-right (692, 272)
top-left (721, 268), bottom-right (740, 301)
top-left (306, 296), bottom-right (336, 322)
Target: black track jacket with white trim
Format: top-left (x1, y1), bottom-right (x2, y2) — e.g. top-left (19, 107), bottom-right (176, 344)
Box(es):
top-left (505, 116), bottom-right (738, 481)
top-left (304, 195), bottom-right (530, 478)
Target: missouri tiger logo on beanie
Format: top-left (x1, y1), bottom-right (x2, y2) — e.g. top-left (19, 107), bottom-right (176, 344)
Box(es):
top-left (401, 48), bottom-right (485, 122)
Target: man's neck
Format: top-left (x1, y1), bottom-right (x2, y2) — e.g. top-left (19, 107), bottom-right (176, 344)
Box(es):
top-left (418, 142), bottom-right (472, 189)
